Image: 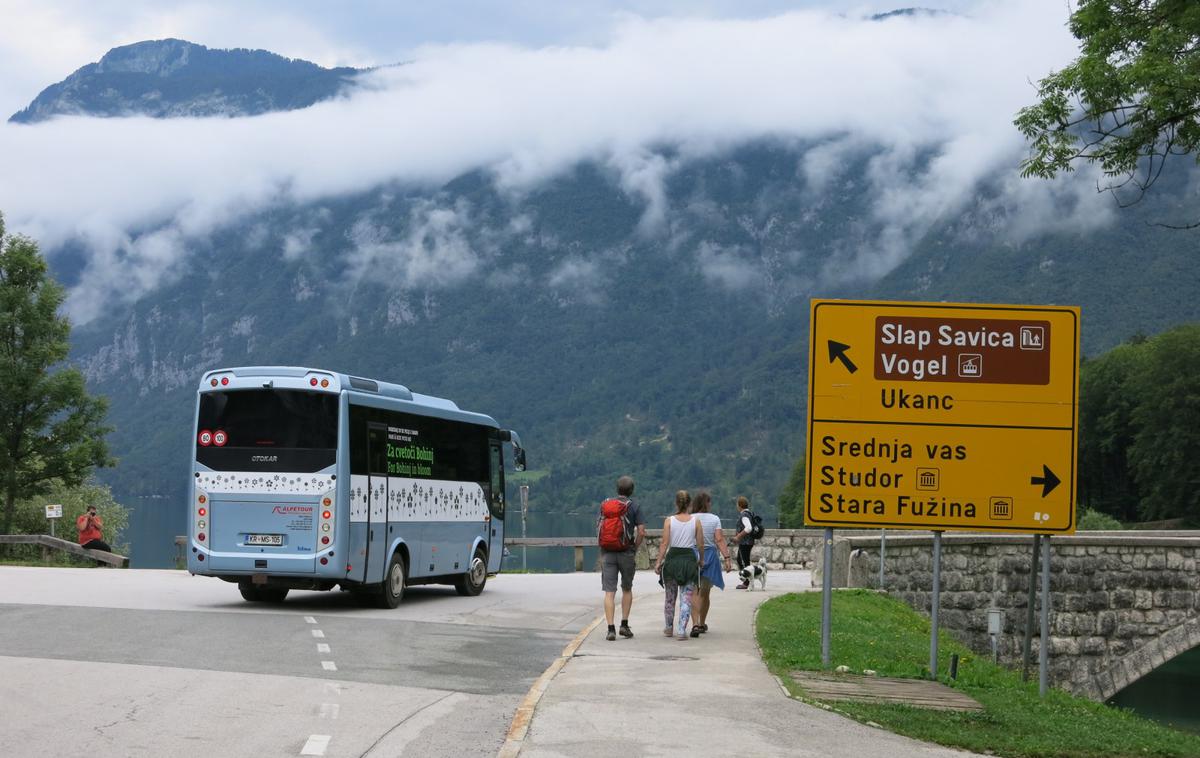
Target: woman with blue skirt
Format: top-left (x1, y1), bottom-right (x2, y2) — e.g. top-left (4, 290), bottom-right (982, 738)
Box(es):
top-left (689, 491), bottom-right (733, 637)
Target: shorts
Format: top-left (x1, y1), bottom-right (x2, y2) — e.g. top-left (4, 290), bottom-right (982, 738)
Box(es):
top-left (601, 549), bottom-right (636, 592)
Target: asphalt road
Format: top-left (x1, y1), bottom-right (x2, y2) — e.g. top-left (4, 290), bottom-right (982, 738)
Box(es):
top-left (0, 567), bottom-right (603, 758)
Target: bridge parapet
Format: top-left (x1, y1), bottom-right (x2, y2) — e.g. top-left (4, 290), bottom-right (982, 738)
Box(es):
top-left (840, 532), bottom-right (1200, 701)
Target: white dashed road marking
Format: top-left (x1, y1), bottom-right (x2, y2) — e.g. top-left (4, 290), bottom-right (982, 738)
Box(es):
top-left (304, 616), bottom-right (317, 624)
top-left (318, 703), bottom-right (340, 720)
top-left (317, 643), bottom-right (330, 653)
top-left (311, 630), bottom-right (325, 638)
top-left (321, 661), bottom-right (337, 671)
top-left (300, 734), bottom-right (331, 756)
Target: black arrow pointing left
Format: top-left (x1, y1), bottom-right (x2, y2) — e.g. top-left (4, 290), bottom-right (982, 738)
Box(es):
top-left (827, 340), bottom-right (858, 374)
top-left (1030, 465), bottom-right (1061, 498)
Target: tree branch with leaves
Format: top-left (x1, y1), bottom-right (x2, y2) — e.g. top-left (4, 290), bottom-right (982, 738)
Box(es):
top-left (1015, 0), bottom-right (1200, 225)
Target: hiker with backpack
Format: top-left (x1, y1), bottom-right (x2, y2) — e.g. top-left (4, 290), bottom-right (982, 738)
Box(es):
top-left (731, 496), bottom-right (764, 589)
top-left (653, 490), bottom-right (703, 640)
top-left (598, 475), bottom-right (646, 641)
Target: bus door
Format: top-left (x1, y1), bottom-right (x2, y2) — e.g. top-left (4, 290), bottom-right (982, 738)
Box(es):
top-left (365, 423), bottom-right (390, 582)
top-left (487, 441), bottom-right (505, 573)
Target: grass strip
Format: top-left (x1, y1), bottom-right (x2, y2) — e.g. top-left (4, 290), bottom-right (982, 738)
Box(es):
top-left (757, 590), bottom-right (1200, 758)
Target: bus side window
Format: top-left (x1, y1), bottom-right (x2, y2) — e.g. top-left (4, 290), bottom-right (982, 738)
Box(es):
top-left (489, 442), bottom-right (504, 519)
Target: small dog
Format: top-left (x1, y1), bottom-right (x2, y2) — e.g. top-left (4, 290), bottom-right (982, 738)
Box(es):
top-left (738, 558), bottom-right (768, 591)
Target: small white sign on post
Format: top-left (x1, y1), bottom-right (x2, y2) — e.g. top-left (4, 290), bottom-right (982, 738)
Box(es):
top-left (45, 504), bottom-right (63, 519)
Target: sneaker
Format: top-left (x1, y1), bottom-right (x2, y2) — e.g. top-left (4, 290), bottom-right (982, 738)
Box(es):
top-left (736, 583), bottom-right (749, 590)
top-left (663, 627), bottom-right (673, 637)
top-left (619, 625), bottom-right (633, 638)
top-left (606, 628), bottom-right (616, 641)
top-left (676, 632), bottom-right (688, 641)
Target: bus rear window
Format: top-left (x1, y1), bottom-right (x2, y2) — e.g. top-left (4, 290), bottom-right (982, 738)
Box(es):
top-left (198, 390), bottom-right (338, 450)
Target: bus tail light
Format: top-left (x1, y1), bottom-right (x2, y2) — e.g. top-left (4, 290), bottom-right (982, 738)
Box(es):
top-left (320, 557), bottom-right (328, 565)
top-left (220, 377), bottom-right (229, 386)
top-left (310, 377), bottom-right (318, 386)
top-left (198, 533), bottom-right (206, 542)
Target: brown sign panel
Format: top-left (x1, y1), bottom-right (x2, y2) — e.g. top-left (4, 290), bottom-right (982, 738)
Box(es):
top-left (874, 316), bottom-right (1051, 385)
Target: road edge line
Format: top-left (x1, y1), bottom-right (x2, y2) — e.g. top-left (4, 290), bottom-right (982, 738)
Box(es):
top-left (497, 613), bottom-right (604, 758)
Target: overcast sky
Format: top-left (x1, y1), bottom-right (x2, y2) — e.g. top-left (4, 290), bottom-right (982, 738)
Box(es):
top-left (0, 0), bottom-right (1035, 118)
top-left (0, 1), bottom-right (1088, 322)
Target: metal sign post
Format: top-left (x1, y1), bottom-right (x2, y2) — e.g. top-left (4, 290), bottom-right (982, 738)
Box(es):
top-left (930, 530), bottom-right (942, 679)
top-left (1039, 535), bottom-right (1052, 696)
top-left (519, 485), bottom-right (529, 571)
top-left (879, 529), bottom-right (886, 590)
top-left (821, 528), bottom-right (833, 669)
top-left (1022, 533), bottom-right (1041, 681)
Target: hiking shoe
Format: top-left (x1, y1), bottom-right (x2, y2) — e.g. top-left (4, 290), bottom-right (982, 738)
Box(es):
top-left (619, 625), bottom-right (633, 638)
top-left (606, 628), bottom-right (616, 641)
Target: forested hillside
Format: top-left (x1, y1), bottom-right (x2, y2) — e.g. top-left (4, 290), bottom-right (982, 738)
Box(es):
top-left (10, 37), bottom-right (1200, 566)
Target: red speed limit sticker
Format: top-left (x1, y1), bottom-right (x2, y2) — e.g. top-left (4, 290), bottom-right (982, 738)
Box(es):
top-left (198, 430), bottom-right (213, 446)
top-left (213, 430), bottom-right (228, 447)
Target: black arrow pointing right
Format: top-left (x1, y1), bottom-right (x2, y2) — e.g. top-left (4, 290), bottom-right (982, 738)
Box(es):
top-left (1030, 465), bottom-right (1061, 498)
top-left (827, 340), bottom-right (858, 374)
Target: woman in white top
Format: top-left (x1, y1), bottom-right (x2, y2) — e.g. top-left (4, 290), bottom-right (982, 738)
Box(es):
top-left (689, 491), bottom-right (733, 636)
top-left (653, 490), bottom-right (703, 640)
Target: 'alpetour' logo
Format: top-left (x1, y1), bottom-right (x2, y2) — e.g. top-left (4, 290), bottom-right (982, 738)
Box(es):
top-left (272, 506), bottom-right (313, 515)
top-left (251, 455), bottom-right (279, 463)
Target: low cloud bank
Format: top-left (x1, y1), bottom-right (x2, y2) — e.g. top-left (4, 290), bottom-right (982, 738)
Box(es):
top-left (0, 2), bottom-right (1096, 322)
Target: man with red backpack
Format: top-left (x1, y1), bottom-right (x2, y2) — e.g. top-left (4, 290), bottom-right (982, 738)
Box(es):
top-left (598, 475), bottom-right (646, 641)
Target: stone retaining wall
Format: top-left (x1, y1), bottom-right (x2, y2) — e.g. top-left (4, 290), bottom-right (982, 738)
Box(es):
top-left (840, 533), bottom-right (1200, 700)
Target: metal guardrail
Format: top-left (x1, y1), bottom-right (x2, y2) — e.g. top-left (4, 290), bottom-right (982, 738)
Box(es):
top-left (0, 534), bottom-right (128, 567)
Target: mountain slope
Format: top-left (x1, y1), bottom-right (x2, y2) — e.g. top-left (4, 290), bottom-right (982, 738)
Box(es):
top-left (10, 40), bottom-right (1200, 567)
top-left (9, 39), bottom-right (361, 123)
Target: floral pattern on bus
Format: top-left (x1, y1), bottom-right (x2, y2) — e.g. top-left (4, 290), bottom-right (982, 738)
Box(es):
top-left (348, 474), bottom-right (487, 523)
top-left (196, 472), bottom-right (335, 495)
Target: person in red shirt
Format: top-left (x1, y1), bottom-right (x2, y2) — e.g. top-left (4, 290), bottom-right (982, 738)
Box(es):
top-left (76, 505), bottom-right (112, 552)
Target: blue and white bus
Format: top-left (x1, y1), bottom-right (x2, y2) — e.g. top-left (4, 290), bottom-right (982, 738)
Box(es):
top-left (186, 367), bottom-right (525, 607)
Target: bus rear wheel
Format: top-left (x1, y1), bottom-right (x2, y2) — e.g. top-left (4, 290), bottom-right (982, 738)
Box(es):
top-left (377, 552), bottom-right (407, 609)
top-left (455, 549), bottom-right (488, 596)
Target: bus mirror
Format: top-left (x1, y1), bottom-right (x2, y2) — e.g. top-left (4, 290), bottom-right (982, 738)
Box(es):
top-left (514, 447), bottom-right (527, 472)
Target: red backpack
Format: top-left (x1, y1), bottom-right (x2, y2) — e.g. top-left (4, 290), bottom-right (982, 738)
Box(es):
top-left (597, 497), bottom-right (633, 551)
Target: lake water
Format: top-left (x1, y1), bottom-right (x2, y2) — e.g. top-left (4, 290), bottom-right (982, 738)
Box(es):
top-left (1107, 646), bottom-right (1200, 735)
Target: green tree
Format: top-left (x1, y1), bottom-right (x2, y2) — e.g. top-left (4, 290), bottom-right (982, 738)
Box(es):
top-left (0, 213), bottom-right (114, 537)
top-left (1126, 324), bottom-right (1200, 521)
top-left (1015, 1), bottom-right (1200, 215)
top-left (776, 452), bottom-right (806, 528)
top-left (1077, 344), bottom-right (1144, 520)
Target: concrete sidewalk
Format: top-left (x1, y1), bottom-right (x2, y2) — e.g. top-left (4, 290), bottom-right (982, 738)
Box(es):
top-left (508, 570), bottom-right (983, 758)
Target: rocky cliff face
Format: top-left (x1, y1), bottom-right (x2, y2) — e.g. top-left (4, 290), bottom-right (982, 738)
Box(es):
top-left (9, 39), bottom-right (361, 122)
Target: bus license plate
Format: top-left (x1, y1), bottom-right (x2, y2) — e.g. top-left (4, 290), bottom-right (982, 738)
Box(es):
top-left (246, 534), bottom-right (283, 546)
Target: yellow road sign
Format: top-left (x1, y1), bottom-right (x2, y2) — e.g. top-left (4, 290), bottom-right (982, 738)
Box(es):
top-left (804, 300), bottom-right (1079, 533)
